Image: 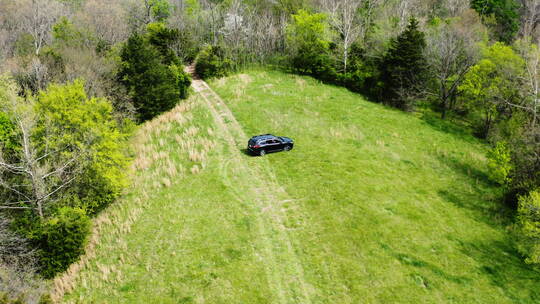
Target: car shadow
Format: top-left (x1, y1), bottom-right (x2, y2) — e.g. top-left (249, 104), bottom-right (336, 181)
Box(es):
top-left (240, 148), bottom-right (254, 156)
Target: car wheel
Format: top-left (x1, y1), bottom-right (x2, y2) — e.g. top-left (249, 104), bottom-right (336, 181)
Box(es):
top-left (284, 145), bottom-right (291, 151)
top-left (259, 149), bottom-right (266, 156)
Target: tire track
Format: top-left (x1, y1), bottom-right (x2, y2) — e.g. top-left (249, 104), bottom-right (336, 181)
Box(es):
top-left (190, 75), bottom-right (312, 304)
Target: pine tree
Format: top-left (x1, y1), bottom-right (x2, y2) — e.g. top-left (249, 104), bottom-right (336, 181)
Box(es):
top-left (117, 30), bottom-right (190, 122)
top-left (380, 18), bottom-right (428, 111)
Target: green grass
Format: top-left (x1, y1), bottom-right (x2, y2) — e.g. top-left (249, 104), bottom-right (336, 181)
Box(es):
top-left (63, 70), bottom-right (540, 303)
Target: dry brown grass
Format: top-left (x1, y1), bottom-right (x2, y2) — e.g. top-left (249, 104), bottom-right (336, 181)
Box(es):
top-left (238, 73), bottom-right (252, 84)
top-left (190, 165), bottom-right (201, 174)
top-left (295, 77), bottom-right (306, 90)
top-left (215, 78), bottom-right (227, 87)
top-left (50, 98), bottom-right (208, 302)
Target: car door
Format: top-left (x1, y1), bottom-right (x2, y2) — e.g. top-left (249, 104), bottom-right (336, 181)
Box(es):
top-left (260, 140), bottom-right (272, 152)
top-left (266, 139), bottom-right (280, 152)
top-left (274, 138), bottom-right (285, 151)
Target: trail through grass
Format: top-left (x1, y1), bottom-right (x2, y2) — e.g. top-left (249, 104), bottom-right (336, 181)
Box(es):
top-left (63, 70), bottom-right (540, 303)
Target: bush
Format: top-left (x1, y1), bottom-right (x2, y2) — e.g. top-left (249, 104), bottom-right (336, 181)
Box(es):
top-left (517, 190), bottom-right (540, 264)
top-left (35, 207), bottom-right (90, 278)
top-left (487, 141), bottom-right (513, 185)
top-left (195, 45), bottom-right (233, 79)
top-left (291, 47), bottom-right (336, 82)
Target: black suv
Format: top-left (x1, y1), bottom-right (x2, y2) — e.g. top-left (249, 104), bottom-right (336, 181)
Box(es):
top-left (247, 134), bottom-right (294, 156)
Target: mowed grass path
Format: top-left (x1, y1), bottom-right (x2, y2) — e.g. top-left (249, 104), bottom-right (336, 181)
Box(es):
top-left (63, 70), bottom-right (540, 303)
top-left (209, 70), bottom-right (540, 303)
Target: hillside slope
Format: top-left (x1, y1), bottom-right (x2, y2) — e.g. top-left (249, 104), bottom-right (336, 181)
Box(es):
top-left (62, 70), bottom-right (540, 303)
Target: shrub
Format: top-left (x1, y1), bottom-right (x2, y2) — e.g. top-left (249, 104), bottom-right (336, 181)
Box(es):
top-left (291, 47), bottom-right (336, 82)
top-left (35, 207), bottom-right (90, 278)
top-left (517, 190), bottom-right (540, 264)
top-left (195, 45), bottom-right (233, 79)
top-left (487, 141), bottom-right (513, 185)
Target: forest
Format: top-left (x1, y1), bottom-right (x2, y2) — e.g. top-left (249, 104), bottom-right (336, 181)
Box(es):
top-left (0, 0), bottom-right (539, 302)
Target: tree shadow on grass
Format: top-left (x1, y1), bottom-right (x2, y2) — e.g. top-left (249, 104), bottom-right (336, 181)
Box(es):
top-left (421, 112), bottom-right (478, 144)
top-left (380, 243), bottom-right (472, 287)
top-left (457, 239), bottom-right (540, 302)
top-left (437, 189), bottom-right (513, 228)
top-left (436, 154), bottom-right (513, 227)
top-left (437, 154), bottom-right (495, 187)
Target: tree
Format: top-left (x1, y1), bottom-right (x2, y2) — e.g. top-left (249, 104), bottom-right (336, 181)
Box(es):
top-left (195, 44), bottom-right (233, 79)
top-left (380, 17), bottom-right (428, 110)
top-left (471, 0), bottom-right (520, 43)
top-left (321, 0), bottom-right (380, 72)
top-left (20, 0), bottom-right (64, 55)
top-left (146, 22), bottom-right (181, 66)
top-left (515, 38), bottom-right (540, 127)
top-left (0, 78), bottom-right (129, 218)
top-left (118, 31), bottom-right (190, 122)
top-left (34, 80), bottom-right (130, 214)
top-left (0, 84), bottom-right (78, 219)
top-left (460, 42), bottom-right (525, 137)
top-left (286, 9), bottom-right (336, 80)
top-left (0, 213), bottom-right (46, 303)
top-left (517, 189), bottom-right (540, 264)
top-left (425, 14), bottom-right (485, 118)
top-left (518, 0), bottom-right (540, 40)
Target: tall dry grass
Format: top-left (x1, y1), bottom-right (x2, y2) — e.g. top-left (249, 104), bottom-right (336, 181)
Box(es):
top-left (51, 98), bottom-right (216, 302)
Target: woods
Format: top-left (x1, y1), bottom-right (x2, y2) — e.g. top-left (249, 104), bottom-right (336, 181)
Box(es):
top-left (0, 0), bottom-right (539, 302)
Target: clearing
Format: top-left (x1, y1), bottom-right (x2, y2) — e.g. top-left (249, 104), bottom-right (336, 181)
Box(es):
top-left (61, 70), bottom-right (540, 303)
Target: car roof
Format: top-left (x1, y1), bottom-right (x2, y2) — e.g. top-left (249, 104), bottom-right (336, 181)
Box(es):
top-left (250, 134), bottom-right (277, 141)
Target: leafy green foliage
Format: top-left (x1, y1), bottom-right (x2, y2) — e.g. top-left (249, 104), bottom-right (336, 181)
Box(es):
top-left (195, 45), bottom-right (233, 79)
top-left (34, 207), bottom-right (90, 278)
top-left (149, 0), bottom-right (172, 22)
top-left (459, 43), bottom-right (524, 137)
top-left (52, 17), bottom-right (85, 48)
top-left (337, 43), bottom-right (377, 94)
top-left (487, 141), bottom-right (513, 185)
top-left (118, 30), bottom-right (191, 122)
top-left (380, 18), bottom-right (428, 110)
top-left (0, 293), bottom-right (25, 304)
top-left (146, 22), bottom-right (181, 66)
top-left (0, 79), bottom-right (130, 279)
top-left (34, 80), bottom-right (130, 214)
top-left (0, 112), bottom-right (19, 156)
top-left (517, 190), bottom-right (540, 264)
top-left (14, 33), bottom-right (35, 57)
top-left (286, 9), bottom-right (336, 81)
top-left (471, 0), bottom-right (520, 43)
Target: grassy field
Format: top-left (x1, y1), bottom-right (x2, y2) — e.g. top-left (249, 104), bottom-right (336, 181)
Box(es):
top-left (62, 70), bottom-right (540, 303)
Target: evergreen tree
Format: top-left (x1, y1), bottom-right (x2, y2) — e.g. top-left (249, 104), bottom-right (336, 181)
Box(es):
top-left (471, 0), bottom-right (520, 44)
top-left (380, 18), bottom-right (428, 111)
top-left (118, 30), bottom-right (190, 122)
